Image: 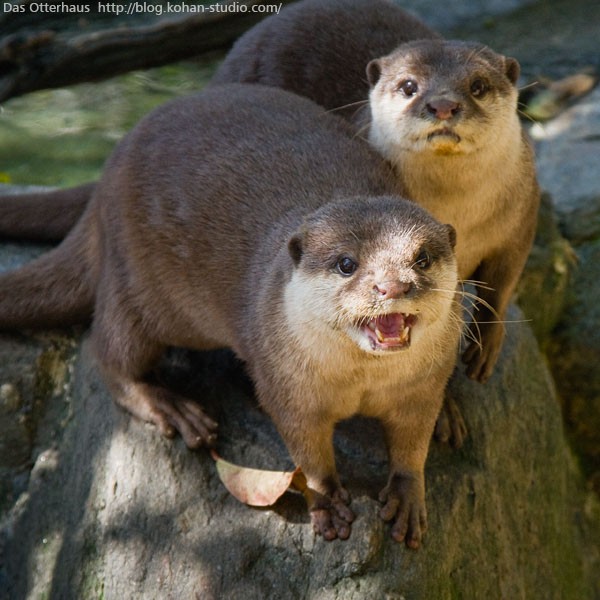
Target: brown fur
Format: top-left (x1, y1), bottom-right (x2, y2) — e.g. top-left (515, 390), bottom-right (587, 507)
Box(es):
top-left (0, 183), bottom-right (93, 242)
top-left (0, 84), bottom-right (461, 546)
top-left (8, 0), bottom-right (536, 380)
top-left (0, 0), bottom-right (540, 455)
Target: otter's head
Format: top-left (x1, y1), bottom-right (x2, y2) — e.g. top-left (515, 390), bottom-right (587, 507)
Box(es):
top-left (285, 197), bottom-right (458, 356)
top-left (366, 40), bottom-right (520, 160)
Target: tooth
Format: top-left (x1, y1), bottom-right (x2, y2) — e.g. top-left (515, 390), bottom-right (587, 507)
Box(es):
top-left (376, 327), bottom-right (385, 342)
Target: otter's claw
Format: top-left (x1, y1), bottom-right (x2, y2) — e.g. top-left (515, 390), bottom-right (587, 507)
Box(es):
top-left (435, 393), bottom-right (467, 449)
top-left (379, 473), bottom-right (427, 549)
top-left (308, 487), bottom-right (355, 541)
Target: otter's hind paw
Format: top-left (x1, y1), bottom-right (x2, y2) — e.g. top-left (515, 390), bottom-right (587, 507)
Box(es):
top-left (434, 393), bottom-right (467, 449)
top-left (116, 382), bottom-right (218, 449)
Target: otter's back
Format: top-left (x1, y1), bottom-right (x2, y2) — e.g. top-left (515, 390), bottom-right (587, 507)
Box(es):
top-left (92, 84), bottom-right (398, 336)
top-left (211, 0), bottom-right (440, 119)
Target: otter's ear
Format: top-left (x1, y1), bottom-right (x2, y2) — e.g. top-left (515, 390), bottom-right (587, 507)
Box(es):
top-left (366, 59), bottom-right (383, 87)
top-left (504, 57), bottom-right (520, 85)
top-left (445, 224), bottom-right (457, 249)
top-left (288, 232), bottom-right (304, 266)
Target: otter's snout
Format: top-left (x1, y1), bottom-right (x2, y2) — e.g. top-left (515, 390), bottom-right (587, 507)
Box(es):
top-left (373, 280), bottom-right (413, 299)
top-left (426, 98), bottom-right (461, 120)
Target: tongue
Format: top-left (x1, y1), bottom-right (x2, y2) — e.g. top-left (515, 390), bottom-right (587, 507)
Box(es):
top-left (362, 313), bottom-right (416, 350)
top-left (375, 313), bottom-right (405, 338)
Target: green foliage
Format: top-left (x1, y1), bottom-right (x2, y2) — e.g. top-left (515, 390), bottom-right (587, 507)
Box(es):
top-left (0, 59), bottom-right (219, 187)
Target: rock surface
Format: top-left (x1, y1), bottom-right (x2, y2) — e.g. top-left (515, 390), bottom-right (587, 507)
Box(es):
top-left (399, 0), bottom-right (539, 31)
top-left (450, 0), bottom-right (600, 505)
top-left (448, 0), bottom-right (600, 80)
top-left (530, 85), bottom-right (600, 493)
top-left (2, 0), bottom-right (600, 597)
top-left (1, 312), bottom-right (598, 599)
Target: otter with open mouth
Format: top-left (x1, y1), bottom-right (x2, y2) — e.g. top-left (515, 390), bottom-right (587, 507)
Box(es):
top-left (0, 84), bottom-right (461, 547)
top-left (0, 0), bottom-right (539, 392)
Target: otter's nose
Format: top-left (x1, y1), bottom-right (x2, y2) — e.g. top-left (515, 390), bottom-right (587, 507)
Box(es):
top-left (373, 281), bottom-right (413, 299)
top-left (426, 98), bottom-right (461, 120)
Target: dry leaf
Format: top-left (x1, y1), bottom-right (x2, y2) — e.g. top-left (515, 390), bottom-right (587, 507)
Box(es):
top-left (211, 450), bottom-right (306, 507)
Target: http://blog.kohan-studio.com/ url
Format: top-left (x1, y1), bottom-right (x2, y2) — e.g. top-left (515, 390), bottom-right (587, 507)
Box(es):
top-left (2, 1), bottom-right (284, 16)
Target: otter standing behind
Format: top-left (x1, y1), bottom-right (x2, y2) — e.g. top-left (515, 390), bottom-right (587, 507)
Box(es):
top-left (0, 84), bottom-right (461, 547)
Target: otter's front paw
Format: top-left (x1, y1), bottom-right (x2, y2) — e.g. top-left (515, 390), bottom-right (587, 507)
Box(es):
top-left (309, 487), bottom-right (355, 541)
top-left (379, 474), bottom-right (427, 549)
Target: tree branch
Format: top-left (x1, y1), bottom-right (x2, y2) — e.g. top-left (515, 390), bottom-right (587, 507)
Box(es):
top-left (0, 0), bottom-right (293, 101)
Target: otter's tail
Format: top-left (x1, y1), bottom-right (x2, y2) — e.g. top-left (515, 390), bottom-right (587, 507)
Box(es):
top-left (0, 183), bottom-right (94, 242)
top-left (0, 213), bottom-right (96, 330)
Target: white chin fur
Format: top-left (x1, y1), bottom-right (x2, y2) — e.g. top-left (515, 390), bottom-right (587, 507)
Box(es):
top-left (370, 120), bottom-right (476, 160)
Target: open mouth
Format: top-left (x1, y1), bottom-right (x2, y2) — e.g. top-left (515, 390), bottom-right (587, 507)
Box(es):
top-left (427, 128), bottom-right (461, 143)
top-left (361, 313), bottom-right (417, 351)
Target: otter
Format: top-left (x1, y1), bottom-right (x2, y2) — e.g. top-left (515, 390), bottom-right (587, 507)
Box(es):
top-left (0, 0), bottom-right (539, 386)
top-left (0, 84), bottom-right (461, 547)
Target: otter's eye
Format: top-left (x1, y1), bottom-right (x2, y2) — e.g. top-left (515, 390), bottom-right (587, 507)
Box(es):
top-left (397, 79), bottom-right (419, 97)
top-left (414, 250), bottom-right (431, 270)
top-left (470, 78), bottom-right (489, 98)
top-left (336, 256), bottom-right (358, 276)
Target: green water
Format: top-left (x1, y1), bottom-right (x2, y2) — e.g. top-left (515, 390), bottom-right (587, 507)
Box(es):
top-left (0, 58), bottom-right (220, 187)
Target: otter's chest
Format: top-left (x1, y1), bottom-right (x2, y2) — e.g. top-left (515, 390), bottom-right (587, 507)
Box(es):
top-left (414, 188), bottom-right (507, 279)
top-left (320, 348), bottom-right (436, 420)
